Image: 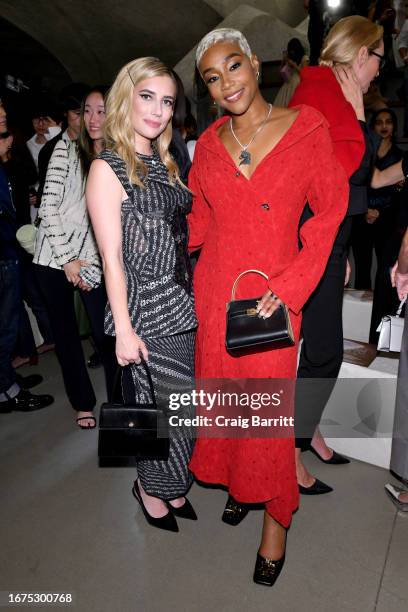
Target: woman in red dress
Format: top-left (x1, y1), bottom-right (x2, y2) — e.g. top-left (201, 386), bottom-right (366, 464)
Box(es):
top-left (187, 28), bottom-right (349, 586)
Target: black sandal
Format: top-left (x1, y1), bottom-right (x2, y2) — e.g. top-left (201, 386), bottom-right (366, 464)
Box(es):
top-left (76, 416), bottom-right (97, 429)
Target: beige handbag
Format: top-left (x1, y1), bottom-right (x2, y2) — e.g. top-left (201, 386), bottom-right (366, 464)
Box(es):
top-left (15, 224), bottom-right (37, 255)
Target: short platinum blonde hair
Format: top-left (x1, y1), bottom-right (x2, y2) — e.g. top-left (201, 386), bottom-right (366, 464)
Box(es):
top-left (196, 28), bottom-right (252, 67)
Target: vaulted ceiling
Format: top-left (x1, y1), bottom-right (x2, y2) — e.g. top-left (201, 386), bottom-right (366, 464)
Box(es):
top-left (0, 1), bottom-right (306, 92)
top-left (0, 0), bottom-right (221, 88)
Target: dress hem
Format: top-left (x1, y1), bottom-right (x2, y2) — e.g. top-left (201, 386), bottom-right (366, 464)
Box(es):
top-left (190, 468), bottom-right (298, 528)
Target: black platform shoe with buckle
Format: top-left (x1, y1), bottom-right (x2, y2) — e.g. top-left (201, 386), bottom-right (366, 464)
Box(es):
top-left (221, 495), bottom-right (250, 526)
top-left (253, 552), bottom-right (285, 587)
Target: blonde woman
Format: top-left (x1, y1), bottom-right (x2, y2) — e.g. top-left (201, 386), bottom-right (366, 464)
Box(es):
top-left (86, 58), bottom-right (197, 533)
top-left (290, 16), bottom-right (384, 491)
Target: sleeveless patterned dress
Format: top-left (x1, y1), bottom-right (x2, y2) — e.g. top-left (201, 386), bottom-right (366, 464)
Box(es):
top-left (99, 149), bottom-right (197, 498)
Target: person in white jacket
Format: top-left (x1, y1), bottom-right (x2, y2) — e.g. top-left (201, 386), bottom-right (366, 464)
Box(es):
top-left (33, 87), bottom-right (116, 429)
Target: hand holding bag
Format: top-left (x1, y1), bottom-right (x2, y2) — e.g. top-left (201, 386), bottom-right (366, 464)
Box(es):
top-left (376, 297), bottom-right (407, 352)
top-left (98, 358), bottom-right (169, 467)
top-left (226, 269), bottom-right (294, 351)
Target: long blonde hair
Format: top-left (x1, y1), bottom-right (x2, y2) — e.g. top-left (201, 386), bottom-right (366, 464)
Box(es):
top-left (104, 57), bottom-right (181, 188)
top-left (320, 16), bottom-right (383, 67)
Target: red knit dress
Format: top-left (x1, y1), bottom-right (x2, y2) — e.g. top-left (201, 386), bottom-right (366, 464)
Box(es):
top-left (188, 105), bottom-right (349, 527)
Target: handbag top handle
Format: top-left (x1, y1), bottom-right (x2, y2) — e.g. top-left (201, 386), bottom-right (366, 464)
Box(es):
top-left (396, 296), bottom-right (407, 317)
top-left (112, 357), bottom-right (157, 408)
top-left (231, 269), bottom-right (268, 301)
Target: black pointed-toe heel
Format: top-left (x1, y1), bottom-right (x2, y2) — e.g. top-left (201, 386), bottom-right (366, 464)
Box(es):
top-left (298, 478), bottom-right (333, 495)
top-left (168, 497), bottom-right (197, 520)
top-left (132, 481), bottom-right (179, 532)
top-left (253, 552), bottom-right (285, 587)
top-left (221, 495), bottom-right (250, 526)
top-left (310, 447), bottom-right (350, 465)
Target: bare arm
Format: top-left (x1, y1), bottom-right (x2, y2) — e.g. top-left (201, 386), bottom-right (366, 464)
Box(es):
top-left (371, 160), bottom-right (404, 188)
top-left (391, 229), bottom-right (408, 299)
top-left (86, 159), bottom-right (148, 365)
top-left (398, 229), bottom-right (408, 274)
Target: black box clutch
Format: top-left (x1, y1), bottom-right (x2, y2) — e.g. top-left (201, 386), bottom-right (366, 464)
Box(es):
top-left (98, 359), bottom-right (169, 467)
top-left (226, 269), bottom-right (295, 351)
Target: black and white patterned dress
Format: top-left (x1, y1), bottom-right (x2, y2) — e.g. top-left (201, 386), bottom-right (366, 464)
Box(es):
top-left (99, 149), bottom-right (197, 499)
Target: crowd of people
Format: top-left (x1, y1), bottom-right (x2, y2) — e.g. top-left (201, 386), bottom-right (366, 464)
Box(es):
top-left (1, 11), bottom-right (408, 589)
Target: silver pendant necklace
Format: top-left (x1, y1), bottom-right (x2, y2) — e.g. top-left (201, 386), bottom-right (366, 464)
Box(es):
top-left (230, 103), bottom-right (272, 166)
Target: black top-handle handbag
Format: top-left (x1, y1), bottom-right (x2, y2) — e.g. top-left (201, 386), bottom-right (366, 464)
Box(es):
top-left (226, 269), bottom-right (295, 351)
top-left (98, 359), bottom-right (169, 467)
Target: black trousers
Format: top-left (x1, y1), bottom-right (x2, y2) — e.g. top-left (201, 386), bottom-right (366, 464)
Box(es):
top-left (0, 260), bottom-right (19, 395)
top-left (295, 217), bottom-right (352, 451)
top-left (16, 255), bottom-right (55, 354)
top-left (369, 230), bottom-right (402, 344)
top-left (351, 210), bottom-right (396, 290)
top-left (34, 264), bottom-right (116, 412)
top-left (16, 301), bottom-right (37, 358)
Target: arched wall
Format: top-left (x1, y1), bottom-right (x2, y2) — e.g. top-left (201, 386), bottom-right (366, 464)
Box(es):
top-left (0, 0), bottom-right (222, 84)
top-left (204, 0), bottom-right (307, 26)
